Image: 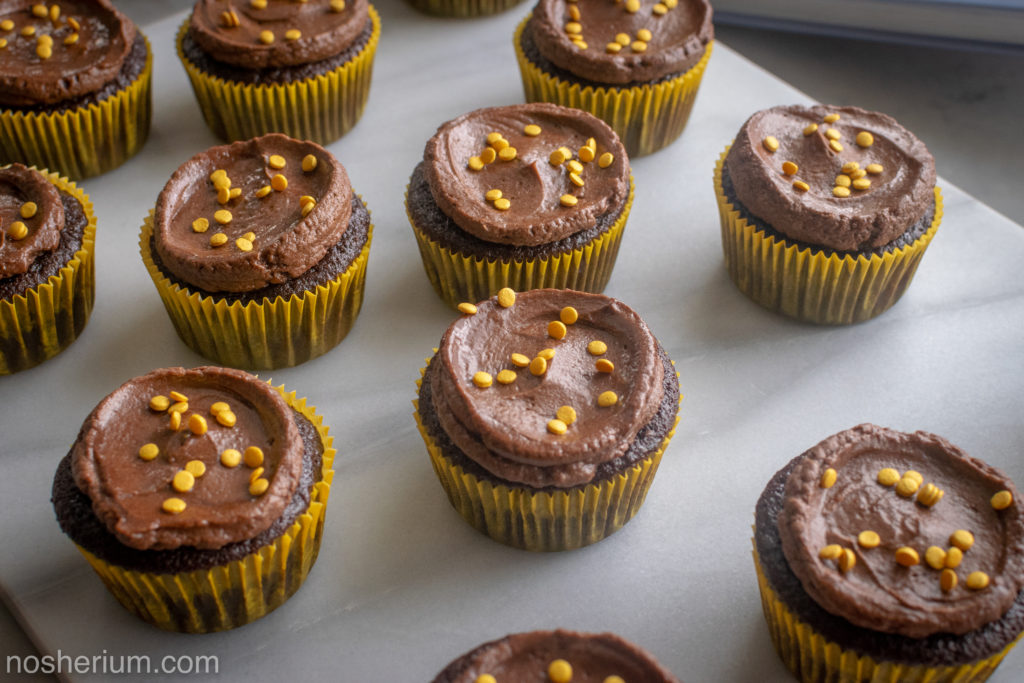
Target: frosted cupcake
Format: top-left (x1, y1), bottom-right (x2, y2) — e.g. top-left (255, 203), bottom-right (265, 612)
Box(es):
top-left (178, 0), bottom-right (380, 144)
top-left (408, 103), bottom-right (632, 308)
top-left (0, 0), bottom-right (152, 178)
top-left (515, 0), bottom-right (713, 156)
top-left (51, 366), bottom-right (336, 632)
top-left (415, 288), bottom-right (680, 551)
top-left (716, 104), bottom-right (942, 324)
top-left (754, 424), bottom-right (1024, 682)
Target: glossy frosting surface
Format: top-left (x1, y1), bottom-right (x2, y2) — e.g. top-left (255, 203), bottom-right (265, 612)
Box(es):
top-left (725, 105), bottom-right (936, 251)
top-left (71, 366), bottom-right (303, 551)
top-left (0, 0), bottom-right (135, 106)
top-left (529, 0), bottom-right (712, 85)
top-left (0, 163), bottom-right (62, 279)
top-left (189, 0), bottom-right (368, 69)
top-left (434, 630), bottom-right (679, 682)
top-left (778, 424), bottom-right (1024, 638)
top-left (432, 289), bottom-right (663, 488)
top-left (423, 103), bottom-right (629, 247)
top-left (154, 133), bottom-right (351, 293)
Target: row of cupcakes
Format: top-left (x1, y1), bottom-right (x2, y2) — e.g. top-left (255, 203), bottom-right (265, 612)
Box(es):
top-left (2, 97), bottom-right (939, 374)
top-left (48, 289), bottom-right (1024, 682)
top-left (0, 0), bottom-right (714, 181)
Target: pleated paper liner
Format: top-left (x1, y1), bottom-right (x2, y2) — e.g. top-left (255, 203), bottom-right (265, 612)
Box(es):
top-left (0, 170), bottom-right (96, 375)
top-left (0, 36), bottom-right (152, 180)
top-left (514, 16), bottom-right (712, 158)
top-left (714, 147), bottom-right (943, 325)
top-left (752, 542), bottom-right (1024, 683)
top-left (176, 6), bottom-right (380, 145)
top-left (405, 0), bottom-right (526, 17)
top-left (76, 387), bottom-right (335, 633)
top-left (408, 177), bottom-right (633, 309)
top-left (414, 359), bottom-right (680, 552)
top-left (139, 210), bottom-right (372, 370)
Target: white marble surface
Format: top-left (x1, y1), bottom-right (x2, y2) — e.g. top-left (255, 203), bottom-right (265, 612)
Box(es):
top-left (2, 3), bottom-right (1024, 681)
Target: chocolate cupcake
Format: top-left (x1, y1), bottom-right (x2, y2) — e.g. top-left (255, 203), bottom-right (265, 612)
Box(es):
top-left (716, 104), bottom-right (943, 325)
top-left (1, 163), bottom-right (95, 374)
top-left (415, 288), bottom-right (680, 551)
top-left (515, 0), bottom-right (713, 156)
top-left (52, 365), bottom-right (336, 633)
top-left (754, 424), bottom-right (1024, 682)
top-left (407, 103), bottom-right (633, 309)
top-left (433, 629), bottom-right (680, 681)
top-left (405, 0), bottom-right (526, 17)
top-left (0, 0), bottom-right (152, 179)
top-left (140, 133), bottom-right (372, 369)
top-left (178, 0), bottom-right (380, 144)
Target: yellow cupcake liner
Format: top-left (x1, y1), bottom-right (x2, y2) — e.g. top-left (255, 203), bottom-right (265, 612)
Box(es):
top-left (407, 176), bottom-right (633, 309)
top-left (0, 36), bottom-right (152, 180)
top-left (76, 388), bottom-right (335, 633)
top-left (715, 147), bottom-right (943, 325)
top-left (414, 359), bottom-right (680, 551)
top-left (0, 170), bottom-right (96, 375)
top-left (177, 7), bottom-right (380, 145)
top-left (405, 0), bottom-right (526, 17)
top-left (752, 542), bottom-right (1023, 682)
top-left (139, 209), bottom-right (372, 370)
top-left (515, 16), bottom-right (711, 157)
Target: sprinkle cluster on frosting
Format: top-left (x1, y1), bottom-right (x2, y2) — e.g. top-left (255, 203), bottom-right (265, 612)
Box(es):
top-left (141, 388), bottom-right (273, 516)
top-left (556, 0), bottom-right (684, 54)
top-left (473, 658), bottom-right (629, 683)
top-left (0, 3), bottom-right (86, 58)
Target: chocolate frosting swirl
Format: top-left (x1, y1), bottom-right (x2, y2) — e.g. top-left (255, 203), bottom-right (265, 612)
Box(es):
top-left (71, 366), bottom-right (303, 551)
top-left (189, 0), bottom-right (369, 69)
top-left (0, 163), bottom-right (62, 278)
top-left (0, 0), bottom-right (136, 107)
top-left (431, 289), bottom-right (663, 488)
top-left (778, 424), bottom-right (1024, 638)
top-left (424, 103), bottom-right (629, 247)
top-left (433, 630), bottom-right (679, 682)
top-left (530, 0), bottom-right (712, 85)
top-left (725, 105), bottom-right (936, 251)
top-left (154, 133), bottom-right (351, 293)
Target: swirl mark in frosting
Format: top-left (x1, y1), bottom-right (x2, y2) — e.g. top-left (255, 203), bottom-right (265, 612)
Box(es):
top-left (725, 105), bottom-right (936, 251)
top-left (71, 366), bottom-right (303, 551)
top-left (0, 0), bottom-right (136, 106)
top-left (777, 424), bottom-right (1024, 638)
top-left (424, 103), bottom-right (629, 246)
top-left (154, 133), bottom-right (351, 293)
top-left (529, 0), bottom-right (712, 85)
top-left (189, 0), bottom-right (369, 69)
top-left (431, 289), bottom-right (663, 487)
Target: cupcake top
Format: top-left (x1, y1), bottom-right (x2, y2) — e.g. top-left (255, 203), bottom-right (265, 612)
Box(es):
top-left (423, 103), bottom-right (629, 247)
top-left (431, 288), bottom-right (664, 488)
top-left (189, 0), bottom-right (368, 69)
top-left (777, 424), bottom-right (1024, 638)
top-left (725, 104), bottom-right (937, 252)
top-left (154, 133), bottom-right (351, 293)
top-left (433, 629), bottom-right (679, 682)
top-left (71, 366), bottom-right (304, 551)
top-left (0, 0), bottom-right (137, 106)
top-left (529, 0), bottom-right (712, 85)
top-left (0, 163), bottom-right (63, 278)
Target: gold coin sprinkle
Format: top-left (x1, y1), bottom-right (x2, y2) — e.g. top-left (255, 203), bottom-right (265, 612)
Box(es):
top-left (967, 571), bottom-right (990, 590)
top-left (895, 475), bottom-right (920, 497)
top-left (925, 546), bottom-right (947, 570)
top-left (244, 446), bottom-right (265, 468)
top-left (945, 547), bottom-right (964, 568)
top-left (210, 233), bottom-right (228, 247)
top-left (192, 217), bottom-right (210, 233)
top-left (210, 402), bottom-right (230, 415)
top-left (950, 530), bottom-right (974, 551)
top-left (598, 391), bottom-right (618, 407)
top-left (556, 405), bottom-right (577, 425)
top-left (895, 547), bottom-right (920, 566)
top-left (560, 306), bottom-right (578, 324)
top-left (598, 152), bottom-right (614, 168)
top-left (221, 449), bottom-right (242, 468)
top-left (877, 468), bottom-right (900, 486)
top-left (162, 498), bottom-right (187, 514)
top-left (236, 237), bottom-right (254, 252)
top-left (302, 154), bottom-right (318, 172)
top-left (472, 371), bottom-right (493, 388)
top-left (138, 443), bottom-right (159, 461)
top-left (587, 340), bottom-right (607, 355)
top-left (169, 411), bottom-right (182, 431)
top-left (250, 478), bottom-right (270, 496)
top-left (8, 222), bottom-right (28, 240)
top-left (530, 356), bottom-right (547, 376)
top-left (457, 302), bottom-right (477, 315)
top-left (793, 180), bottom-right (810, 193)
top-left (560, 194), bottom-right (579, 207)
top-left (285, 29), bottom-right (301, 41)
top-left (820, 468), bottom-right (837, 488)
top-left (270, 174), bottom-right (289, 191)
top-left (496, 369), bottom-right (517, 385)
top-left (538, 348), bottom-right (555, 360)
top-left (856, 131), bottom-right (874, 147)
top-left (217, 410), bottom-right (237, 427)
top-left (510, 353), bottom-right (530, 367)
top-left (548, 320), bottom-right (567, 340)
top-left (838, 548), bottom-right (856, 573)
top-left (866, 163), bottom-right (884, 175)
top-left (823, 113), bottom-right (840, 123)
top-left (497, 287), bottom-right (516, 308)
top-left (829, 139), bottom-right (844, 153)
top-left (782, 161), bottom-right (798, 176)
top-left (992, 490), bottom-right (1013, 510)
top-left (803, 123), bottom-right (818, 136)
top-left (857, 530), bottom-right (880, 548)
top-left (259, 30), bottom-right (274, 44)
top-left (172, 470), bottom-right (195, 493)
top-left (330, 0), bottom-right (346, 10)
top-left (548, 659), bottom-right (573, 683)
top-left (819, 544), bottom-right (842, 560)
top-left (524, 124), bottom-right (541, 136)
top-left (940, 568), bottom-right (958, 592)
top-left (185, 460), bottom-right (206, 478)
top-left (214, 209), bottom-right (232, 224)
top-left (188, 414), bottom-right (208, 436)
top-left (547, 419), bottom-right (567, 435)
top-left (149, 395), bottom-right (170, 412)
top-left (493, 198), bottom-right (511, 211)
top-left (833, 186), bottom-right (851, 198)
top-left (762, 136), bottom-right (779, 152)
top-left (595, 358), bottom-right (614, 373)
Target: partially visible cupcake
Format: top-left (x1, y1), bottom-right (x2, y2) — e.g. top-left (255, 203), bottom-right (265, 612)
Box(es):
top-left (140, 133), bottom-right (372, 369)
top-left (1, 163), bottom-right (95, 374)
top-left (432, 629), bottom-right (680, 681)
top-left (178, 0), bottom-right (380, 144)
top-left (415, 288), bottom-right (680, 551)
top-left (0, 0), bottom-right (152, 179)
top-left (408, 103), bottom-right (632, 309)
top-left (515, 0), bottom-right (713, 157)
top-left (52, 366), bottom-right (335, 633)
top-left (754, 424), bottom-right (1024, 682)
top-left (405, 0), bottom-right (526, 17)
top-left (716, 104), bottom-right (942, 325)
